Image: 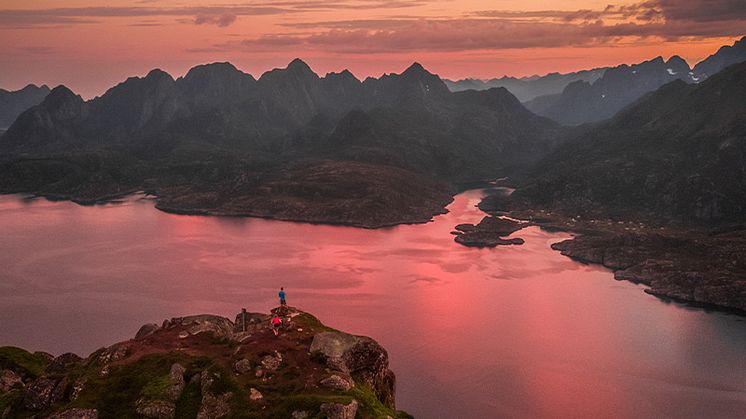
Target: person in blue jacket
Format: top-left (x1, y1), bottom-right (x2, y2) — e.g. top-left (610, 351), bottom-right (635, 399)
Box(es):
top-left (279, 287), bottom-right (287, 306)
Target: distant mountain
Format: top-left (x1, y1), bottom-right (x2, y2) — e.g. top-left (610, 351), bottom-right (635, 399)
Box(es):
top-left (693, 36), bottom-right (746, 80)
top-left (514, 60), bottom-right (746, 224)
top-left (524, 37), bottom-right (746, 126)
top-left (444, 67), bottom-right (607, 102)
top-left (0, 84), bottom-right (50, 129)
top-left (524, 56), bottom-right (694, 125)
top-left (0, 60), bottom-right (558, 226)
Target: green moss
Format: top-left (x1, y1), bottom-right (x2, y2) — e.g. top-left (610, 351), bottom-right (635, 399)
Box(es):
top-left (348, 385), bottom-right (413, 419)
top-left (293, 313), bottom-right (338, 333)
top-left (139, 373), bottom-right (174, 400)
top-left (70, 353), bottom-right (204, 416)
top-left (272, 393), bottom-right (352, 418)
top-left (0, 389), bottom-right (25, 414)
top-left (0, 346), bottom-right (50, 378)
top-left (174, 379), bottom-right (202, 418)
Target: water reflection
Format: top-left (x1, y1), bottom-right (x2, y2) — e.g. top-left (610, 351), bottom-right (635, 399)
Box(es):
top-left (0, 191), bottom-right (744, 419)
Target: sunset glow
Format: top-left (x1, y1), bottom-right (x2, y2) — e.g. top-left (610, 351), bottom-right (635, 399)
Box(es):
top-left (1, 0), bottom-right (744, 98)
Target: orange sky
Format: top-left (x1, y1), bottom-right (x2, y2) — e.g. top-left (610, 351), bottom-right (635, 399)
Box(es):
top-left (1, 0), bottom-right (743, 98)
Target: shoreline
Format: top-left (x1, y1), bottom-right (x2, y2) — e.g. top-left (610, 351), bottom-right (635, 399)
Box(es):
top-left (506, 209), bottom-right (746, 316)
top-left (2, 190), bottom-right (455, 230)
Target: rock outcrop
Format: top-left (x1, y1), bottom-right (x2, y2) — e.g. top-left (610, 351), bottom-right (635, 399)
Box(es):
top-left (452, 215), bottom-right (526, 248)
top-left (310, 331), bottom-right (396, 408)
top-left (0, 308), bottom-right (410, 418)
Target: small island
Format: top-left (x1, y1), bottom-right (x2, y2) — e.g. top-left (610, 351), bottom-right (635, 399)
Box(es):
top-left (0, 307), bottom-right (410, 419)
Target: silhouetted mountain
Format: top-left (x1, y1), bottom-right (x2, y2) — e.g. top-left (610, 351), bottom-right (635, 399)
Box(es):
top-left (693, 36), bottom-right (746, 80)
top-left (444, 68), bottom-right (608, 101)
top-left (525, 56), bottom-right (694, 125)
top-left (0, 84), bottom-right (50, 129)
top-left (514, 61), bottom-right (746, 223)
top-left (2, 85), bottom-right (87, 154)
top-left (176, 62), bottom-right (257, 110)
top-left (0, 60), bottom-right (558, 226)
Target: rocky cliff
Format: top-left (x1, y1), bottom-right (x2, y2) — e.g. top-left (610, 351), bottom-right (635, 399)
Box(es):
top-left (0, 307), bottom-right (410, 419)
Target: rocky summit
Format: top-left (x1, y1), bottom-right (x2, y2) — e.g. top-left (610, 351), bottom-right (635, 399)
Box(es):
top-left (0, 307), bottom-right (410, 419)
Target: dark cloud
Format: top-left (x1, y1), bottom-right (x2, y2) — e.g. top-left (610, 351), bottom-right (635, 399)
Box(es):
top-left (223, 0), bottom-right (744, 54)
top-left (194, 13), bottom-right (237, 27)
top-left (0, 1), bottom-right (431, 29)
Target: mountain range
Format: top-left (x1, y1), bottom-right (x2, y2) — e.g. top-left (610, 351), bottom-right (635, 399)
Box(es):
top-left (447, 36), bottom-right (746, 127)
top-left (0, 60), bottom-right (558, 227)
top-left (444, 67), bottom-right (608, 102)
top-left (513, 60), bottom-right (746, 223)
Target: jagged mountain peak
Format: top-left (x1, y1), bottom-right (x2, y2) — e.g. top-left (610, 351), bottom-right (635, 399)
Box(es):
top-left (44, 85), bottom-right (83, 106)
top-left (324, 69), bottom-right (359, 83)
top-left (259, 58), bottom-right (320, 82)
top-left (287, 58), bottom-right (314, 74)
top-left (145, 68), bottom-right (174, 82)
top-left (402, 62), bottom-right (431, 77)
top-left (183, 62), bottom-right (253, 81)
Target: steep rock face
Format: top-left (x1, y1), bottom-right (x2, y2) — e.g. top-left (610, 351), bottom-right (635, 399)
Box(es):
top-left (0, 84), bottom-right (51, 129)
top-left (515, 61), bottom-right (746, 224)
top-left (310, 332), bottom-right (396, 408)
top-left (0, 309), bottom-right (408, 418)
top-left (321, 70), bottom-right (364, 112)
top-left (693, 36), bottom-right (746, 80)
top-left (362, 62), bottom-right (450, 108)
top-left (257, 58), bottom-right (324, 125)
top-left (526, 56), bottom-right (695, 125)
top-left (175, 62), bottom-right (257, 111)
top-left (87, 69), bottom-right (182, 139)
top-left (0, 86), bottom-right (88, 155)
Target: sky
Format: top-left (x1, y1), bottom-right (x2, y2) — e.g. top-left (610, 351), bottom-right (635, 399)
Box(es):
top-left (1, 0), bottom-right (744, 98)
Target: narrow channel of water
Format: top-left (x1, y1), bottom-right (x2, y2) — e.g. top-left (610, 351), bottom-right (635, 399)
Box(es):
top-left (0, 190), bottom-right (744, 418)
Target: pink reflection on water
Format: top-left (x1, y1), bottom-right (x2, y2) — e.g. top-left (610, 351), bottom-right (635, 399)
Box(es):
top-left (0, 191), bottom-right (745, 418)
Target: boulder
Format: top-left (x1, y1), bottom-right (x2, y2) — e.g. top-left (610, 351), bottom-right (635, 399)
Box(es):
top-left (319, 400), bottom-right (358, 419)
top-left (233, 312), bottom-right (268, 333)
top-left (167, 363), bottom-right (186, 401)
top-left (70, 377), bottom-right (87, 401)
top-left (260, 351), bottom-right (282, 372)
top-left (196, 371), bottom-right (232, 419)
top-left (47, 408), bottom-right (99, 419)
top-left (319, 374), bottom-right (353, 391)
top-left (310, 332), bottom-right (396, 408)
top-left (49, 375), bottom-right (71, 404)
top-left (249, 388), bottom-right (263, 401)
top-left (45, 353), bottom-right (82, 375)
top-left (0, 369), bottom-right (23, 391)
top-left (291, 411), bottom-right (309, 419)
top-left (135, 323), bottom-right (160, 339)
top-left (23, 377), bottom-right (57, 410)
top-left (233, 359), bottom-right (252, 375)
top-left (177, 315), bottom-right (235, 339)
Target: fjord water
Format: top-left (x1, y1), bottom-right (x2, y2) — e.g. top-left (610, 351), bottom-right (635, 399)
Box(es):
top-left (1, 191), bottom-right (744, 418)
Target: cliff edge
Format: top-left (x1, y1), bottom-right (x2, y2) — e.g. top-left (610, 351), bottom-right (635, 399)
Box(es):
top-left (0, 307), bottom-right (410, 419)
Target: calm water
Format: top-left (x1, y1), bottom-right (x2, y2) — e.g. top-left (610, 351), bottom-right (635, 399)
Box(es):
top-left (1, 190), bottom-right (745, 418)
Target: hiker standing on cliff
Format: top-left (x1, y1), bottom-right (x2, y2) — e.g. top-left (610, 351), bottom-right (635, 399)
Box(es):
top-left (279, 287), bottom-right (287, 306)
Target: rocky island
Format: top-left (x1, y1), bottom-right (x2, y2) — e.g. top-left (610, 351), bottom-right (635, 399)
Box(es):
top-left (0, 307), bottom-right (410, 419)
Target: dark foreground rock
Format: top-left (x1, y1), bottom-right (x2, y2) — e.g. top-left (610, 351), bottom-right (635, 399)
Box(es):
top-left (453, 215), bottom-right (526, 247)
top-left (0, 308), bottom-right (411, 418)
